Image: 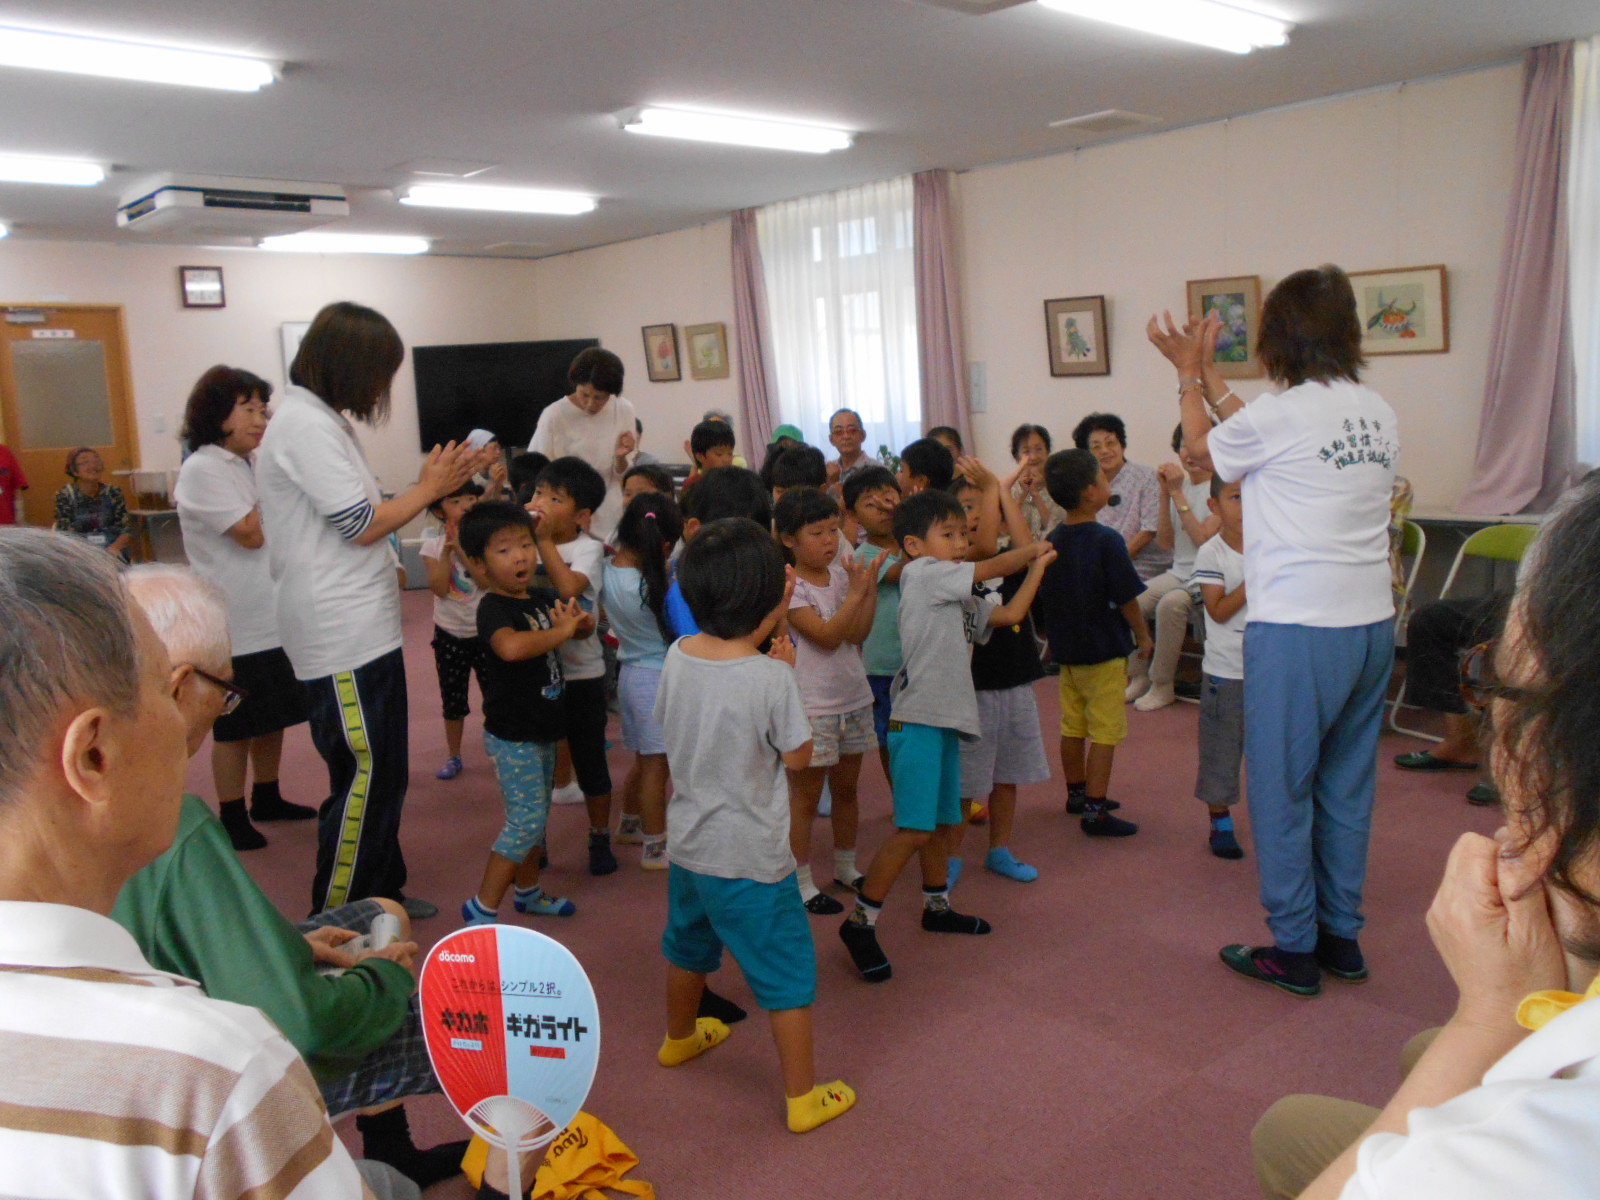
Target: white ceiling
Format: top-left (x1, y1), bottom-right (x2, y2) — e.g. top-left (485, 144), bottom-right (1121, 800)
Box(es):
top-left (0, 0), bottom-right (1594, 259)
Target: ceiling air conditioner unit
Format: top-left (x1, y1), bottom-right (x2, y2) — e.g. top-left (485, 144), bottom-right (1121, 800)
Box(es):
top-left (116, 173), bottom-right (349, 238)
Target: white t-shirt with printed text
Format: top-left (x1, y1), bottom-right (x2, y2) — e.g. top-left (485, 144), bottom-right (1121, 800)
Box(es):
top-left (1206, 379), bottom-right (1397, 628)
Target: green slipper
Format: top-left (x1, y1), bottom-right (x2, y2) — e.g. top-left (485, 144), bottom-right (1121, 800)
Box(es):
top-left (1394, 750), bottom-right (1479, 772)
top-left (1466, 781), bottom-right (1501, 806)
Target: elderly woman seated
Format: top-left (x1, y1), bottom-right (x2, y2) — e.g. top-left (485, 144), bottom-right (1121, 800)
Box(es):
top-left (1251, 474), bottom-right (1600, 1198)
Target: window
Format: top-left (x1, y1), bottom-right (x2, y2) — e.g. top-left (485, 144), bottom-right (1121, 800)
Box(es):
top-left (758, 176), bottom-right (919, 463)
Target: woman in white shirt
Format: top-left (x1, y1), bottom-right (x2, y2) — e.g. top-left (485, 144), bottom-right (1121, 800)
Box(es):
top-left (1252, 477), bottom-right (1600, 1200)
top-left (175, 366), bottom-right (317, 853)
top-left (257, 302), bottom-right (477, 915)
top-left (527, 347), bottom-right (636, 542)
top-left (1150, 266), bottom-right (1398, 997)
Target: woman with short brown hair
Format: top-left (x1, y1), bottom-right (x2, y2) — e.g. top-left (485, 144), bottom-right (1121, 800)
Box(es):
top-left (257, 301), bottom-right (477, 915)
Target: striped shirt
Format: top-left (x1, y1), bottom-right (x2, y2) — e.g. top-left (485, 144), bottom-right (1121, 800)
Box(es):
top-left (0, 901), bottom-right (370, 1199)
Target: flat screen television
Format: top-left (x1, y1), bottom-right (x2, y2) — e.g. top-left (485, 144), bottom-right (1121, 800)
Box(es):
top-left (412, 337), bottom-right (599, 452)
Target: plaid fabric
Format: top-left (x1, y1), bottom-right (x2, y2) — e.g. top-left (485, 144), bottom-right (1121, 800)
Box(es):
top-left (294, 900), bottom-right (443, 1117)
top-left (319, 1002), bottom-right (439, 1117)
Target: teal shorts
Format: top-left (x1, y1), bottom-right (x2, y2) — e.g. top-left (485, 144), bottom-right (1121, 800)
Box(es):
top-left (661, 865), bottom-right (816, 1011)
top-left (887, 720), bottom-right (963, 831)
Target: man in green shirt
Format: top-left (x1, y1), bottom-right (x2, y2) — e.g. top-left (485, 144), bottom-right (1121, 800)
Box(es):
top-left (116, 566), bottom-right (467, 1188)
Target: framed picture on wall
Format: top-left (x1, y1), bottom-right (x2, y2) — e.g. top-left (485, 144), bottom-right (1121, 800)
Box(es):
top-left (684, 322), bottom-right (730, 380)
top-left (1348, 265), bottom-right (1449, 355)
top-left (1186, 275), bottom-right (1263, 378)
top-left (1043, 295), bottom-right (1109, 377)
top-left (179, 266), bottom-right (225, 309)
top-left (642, 323), bottom-right (681, 382)
top-left (280, 321), bottom-right (311, 385)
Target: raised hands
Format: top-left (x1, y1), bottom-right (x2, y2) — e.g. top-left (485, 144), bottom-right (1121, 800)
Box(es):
top-left (1146, 310), bottom-right (1220, 376)
top-left (1157, 462), bottom-right (1187, 495)
top-left (420, 440), bottom-right (478, 500)
top-left (550, 596), bottom-right (588, 636)
top-left (842, 551), bottom-right (873, 595)
top-left (766, 633), bottom-right (797, 667)
top-left (956, 454), bottom-right (998, 493)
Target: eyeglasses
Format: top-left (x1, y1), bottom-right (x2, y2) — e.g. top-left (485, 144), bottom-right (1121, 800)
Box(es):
top-left (184, 665), bottom-right (248, 715)
top-left (1459, 642), bottom-right (1533, 711)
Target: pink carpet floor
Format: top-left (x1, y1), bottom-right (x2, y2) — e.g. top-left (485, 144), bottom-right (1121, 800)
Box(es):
top-left (188, 590), bottom-right (1496, 1199)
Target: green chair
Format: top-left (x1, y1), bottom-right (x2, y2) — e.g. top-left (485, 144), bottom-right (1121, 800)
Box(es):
top-left (1389, 522), bottom-right (1539, 741)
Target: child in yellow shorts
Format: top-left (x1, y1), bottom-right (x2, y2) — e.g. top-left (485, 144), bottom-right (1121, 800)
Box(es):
top-left (1034, 449), bottom-right (1153, 836)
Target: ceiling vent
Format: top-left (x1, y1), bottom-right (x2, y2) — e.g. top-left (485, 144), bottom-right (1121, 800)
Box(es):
top-left (115, 173), bottom-right (349, 238)
top-left (1049, 109), bottom-right (1161, 136)
top-left (904, 0), bottom-right (1031, 13)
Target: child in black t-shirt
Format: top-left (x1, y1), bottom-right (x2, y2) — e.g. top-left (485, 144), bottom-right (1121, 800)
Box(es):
top-left (1035, 450), bottom-right (1152, 838)
top-left (949, 475), bottom-right (1050, 883)
top-left (458, 502), bottom-right (592, 924)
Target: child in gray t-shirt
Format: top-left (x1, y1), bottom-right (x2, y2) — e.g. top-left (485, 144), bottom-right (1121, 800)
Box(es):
top-left (841, 488), bottom-right (1054, 984)
top-left (652, 517), bottom-right (857, 1134)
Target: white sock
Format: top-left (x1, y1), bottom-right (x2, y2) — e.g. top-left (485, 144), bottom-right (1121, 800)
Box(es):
top-left (833, 849), bottom-right (858, 884)
top-left (796, 863), bottom-right (819, 901)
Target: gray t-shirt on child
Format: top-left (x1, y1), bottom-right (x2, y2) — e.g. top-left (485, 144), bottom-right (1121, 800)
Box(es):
top-left (890, 557), bottom-right (997, 741)
top-left (654, 642), bottom-right (814, 884)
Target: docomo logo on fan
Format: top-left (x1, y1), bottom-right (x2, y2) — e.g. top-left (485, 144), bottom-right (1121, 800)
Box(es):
top-left (439, 950), bottom-right (477, 964)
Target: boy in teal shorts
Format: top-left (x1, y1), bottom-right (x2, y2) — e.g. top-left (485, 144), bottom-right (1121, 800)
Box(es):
top-left (654, 517), bottom-right (856, 1133)
top-left (839, 489), bottom-right (1054, 982)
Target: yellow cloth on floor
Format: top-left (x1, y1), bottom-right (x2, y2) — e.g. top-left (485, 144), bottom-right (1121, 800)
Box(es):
top-left (1516, 972), bottom-right (1600, 1032)
top-left (460, 1111), bottom-right (654, 1199)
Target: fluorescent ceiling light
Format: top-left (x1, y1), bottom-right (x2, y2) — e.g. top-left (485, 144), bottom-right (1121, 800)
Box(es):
top-left (259, 233), bottom-right (429, 255)
top-left (398, 183), bottom-right (596, 215)
top-left (0, 153), bottom-right (104, 186)
top-left (0, 24), bottom-right (277, 91)
top-left (1035, 0), bottom-right (1291, 54)
top-left (621, 107), bottom-right (853, 154)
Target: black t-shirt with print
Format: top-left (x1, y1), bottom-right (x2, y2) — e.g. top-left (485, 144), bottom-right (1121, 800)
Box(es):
top-left (971, 569), bottom-right (1044, 692)
top-left (476, 589), bottom-right (567, 743)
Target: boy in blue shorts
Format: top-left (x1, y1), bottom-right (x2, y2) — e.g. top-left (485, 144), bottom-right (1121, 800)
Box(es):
top-left (654, 517), bottom-right (856, 1133)
top-left (839, 489), bottom-right (1054, 982)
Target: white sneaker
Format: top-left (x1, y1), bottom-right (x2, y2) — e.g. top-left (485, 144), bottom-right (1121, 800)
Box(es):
top-left (1124, 674), bottom-right (1152, 703)
top-left (551, 782), bottom-right (585, 806)
top-left (1134, 683), bottom-right (1177, 712)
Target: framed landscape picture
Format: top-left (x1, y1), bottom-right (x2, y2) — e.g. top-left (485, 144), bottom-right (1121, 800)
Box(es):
top-left (685, 322), bottom-right (730, 380)
top-left (641, 323), bottom-right (681, 382)
top-left (1043, 295), bottom-right (1109, 376)
top-left (1187, 275), bottom-right (1262, 378)
top-left (1348, 265), bottom-right (1449, 355)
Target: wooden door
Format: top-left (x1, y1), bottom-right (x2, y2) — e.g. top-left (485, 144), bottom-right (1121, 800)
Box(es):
top-left (0, 304), bottom-right (139, 527)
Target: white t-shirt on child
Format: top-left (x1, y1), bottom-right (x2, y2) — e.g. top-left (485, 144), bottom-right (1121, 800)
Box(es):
top-left (1206, 379), bottom-right (1397, 628)
top-left (536, 532), bottom-right (607, 681)
top-left (419, 533), bottom-right (482, 639)
top-left (1192, 536), bottom-right (1246, 680)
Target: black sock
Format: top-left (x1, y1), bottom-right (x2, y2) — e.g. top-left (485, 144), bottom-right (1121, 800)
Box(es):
top-left (697, 986), bottom-right (748, 1024)
top-left (356, 1105), bottom-right (469, 1188)
top-left (249, 780), bottom-right (282, 807)
top-left (218, 799), bottom-right (266, 850)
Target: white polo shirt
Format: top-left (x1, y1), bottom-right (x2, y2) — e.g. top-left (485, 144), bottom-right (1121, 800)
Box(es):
top-left (256, 386), bottom-right (401, 680)
top-left (175, 444), bottom-right (280, 657)
top-left (1207, 379), bottom-right (1398, 628)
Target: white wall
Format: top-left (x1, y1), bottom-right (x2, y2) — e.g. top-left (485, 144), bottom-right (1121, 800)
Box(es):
top-left (957, 64), bottom-right (1520, 509)
top-left (0, 62), bottom-right (1520, 511)
top-left (527, 218), bottom-right (742, 464)
top-left (0, 240), bottom-right (543, 493)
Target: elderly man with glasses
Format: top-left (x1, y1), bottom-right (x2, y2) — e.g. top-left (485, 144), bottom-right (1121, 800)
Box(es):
top-left (113, 565), bottom-right (472, 1190)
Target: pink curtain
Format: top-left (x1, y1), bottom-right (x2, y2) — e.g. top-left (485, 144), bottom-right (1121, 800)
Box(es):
top-left (912, 170), bottom-right (971, 445)
top-left (730, 208), bottom-right (777, 452)
top-left (1457, 42), bottom-right (1578, 514)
